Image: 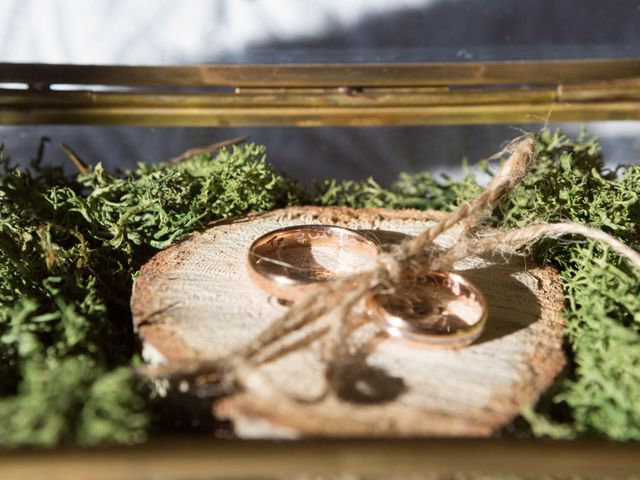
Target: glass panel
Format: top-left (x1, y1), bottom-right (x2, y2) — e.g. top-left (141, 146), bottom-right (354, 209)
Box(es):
top-left (3, 122), bottom-right (639, 183)
top-left (1, 1), bottom-right (639, 181)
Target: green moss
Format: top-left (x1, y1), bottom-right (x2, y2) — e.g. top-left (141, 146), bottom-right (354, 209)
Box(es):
top-left (0, 142), bottom-right (302, 446)
top-left (495, 130), bottom-right (640, 440)
top-left (313, 167), bottom-right (481, 211)
top-left (0, 358), bottom-right (147, 447)
top-left (0, 130), bottom-right (639, 445)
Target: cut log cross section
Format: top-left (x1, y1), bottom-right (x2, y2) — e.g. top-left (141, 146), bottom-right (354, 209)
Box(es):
top-left (131, 206), bottom-right (566, 438)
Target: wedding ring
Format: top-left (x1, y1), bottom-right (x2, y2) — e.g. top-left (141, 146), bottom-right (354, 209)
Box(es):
top-left (247, 225), bottom-right (381, 301)
top-left (366, 270), bottom-right (487, 348)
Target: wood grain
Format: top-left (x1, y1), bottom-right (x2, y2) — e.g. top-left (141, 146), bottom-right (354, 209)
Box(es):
top-left (131, 206), bottom-right (566, 438)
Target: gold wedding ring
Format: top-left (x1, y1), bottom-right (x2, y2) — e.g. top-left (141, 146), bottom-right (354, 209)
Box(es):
top-left (366, 270), bottom-right (487, 348)
top-left (247, 225), bottom-right (381, 301)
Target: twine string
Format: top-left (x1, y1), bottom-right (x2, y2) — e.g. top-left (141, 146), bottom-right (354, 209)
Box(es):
top-left (142, 136), bottom-right (640, 405)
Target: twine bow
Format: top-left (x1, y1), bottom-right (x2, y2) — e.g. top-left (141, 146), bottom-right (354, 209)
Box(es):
top-left (144, 136), bottom-right (640, 402)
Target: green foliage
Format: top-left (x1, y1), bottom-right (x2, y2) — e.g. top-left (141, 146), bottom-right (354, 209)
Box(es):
top-left (498, 130), bottom-right (640, 440)
top-left (0, 358), bottom-right (147, 447)
top-left (313, 170), bottom-right (477, 211)
top-left (0, 142), bottom-right (302, 446)
top-left (1, 130), bottom-right (639, 445)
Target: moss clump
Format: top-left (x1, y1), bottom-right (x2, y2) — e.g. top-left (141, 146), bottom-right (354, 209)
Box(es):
top-left (497, 130), bottom-right (640, 440)
top-left (0, 130), bottom-right (638, 445)
top-left (314, 169), bottom-right (483, 211)
top-left (0, 141), bottom-right (301, 446)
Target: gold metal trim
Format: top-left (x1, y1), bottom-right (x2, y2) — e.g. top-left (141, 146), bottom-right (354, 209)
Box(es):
top-left (2, 59), bottom-right (640, 87)
top-left (0, 438), bottom-right (639, 480)
top-left (1, 60), bottom-right (639, 126)
top-left (2, 101), bottom-right (639, 126)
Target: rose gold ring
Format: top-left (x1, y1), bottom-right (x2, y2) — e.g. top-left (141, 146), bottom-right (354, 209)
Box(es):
top-left (366, 269), bottom-right (487, 348)
top-left (247, 225), bottom-right (381, 301)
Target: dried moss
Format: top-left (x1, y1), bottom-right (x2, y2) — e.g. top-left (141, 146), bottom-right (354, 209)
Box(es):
top-left (0, 130), bottom-right (638, 446)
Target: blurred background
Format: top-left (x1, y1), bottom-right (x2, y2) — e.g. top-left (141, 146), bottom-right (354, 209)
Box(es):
top-left (1, 0), bottom-right (640, 183)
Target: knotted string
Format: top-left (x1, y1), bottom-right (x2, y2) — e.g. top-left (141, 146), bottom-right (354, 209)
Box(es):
top-left (142, 136), bottom-right (640, 404)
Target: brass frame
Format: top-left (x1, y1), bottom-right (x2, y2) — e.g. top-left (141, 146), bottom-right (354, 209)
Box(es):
top-left (1, 59), bottom-right (640, 126)
top-left (1, 60), bottom-right (640, 478)
top-left (2, 438), bottom-right (640, 479)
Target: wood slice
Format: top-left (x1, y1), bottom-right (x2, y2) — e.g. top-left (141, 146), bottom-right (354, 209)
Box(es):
top-left (131, 206), bottom-right (566, 438)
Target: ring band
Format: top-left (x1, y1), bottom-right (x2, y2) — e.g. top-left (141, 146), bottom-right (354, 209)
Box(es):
top-left (366, 270), bottom-right (487, 348)
top-left (247, 225), bottom-right (381, 301)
